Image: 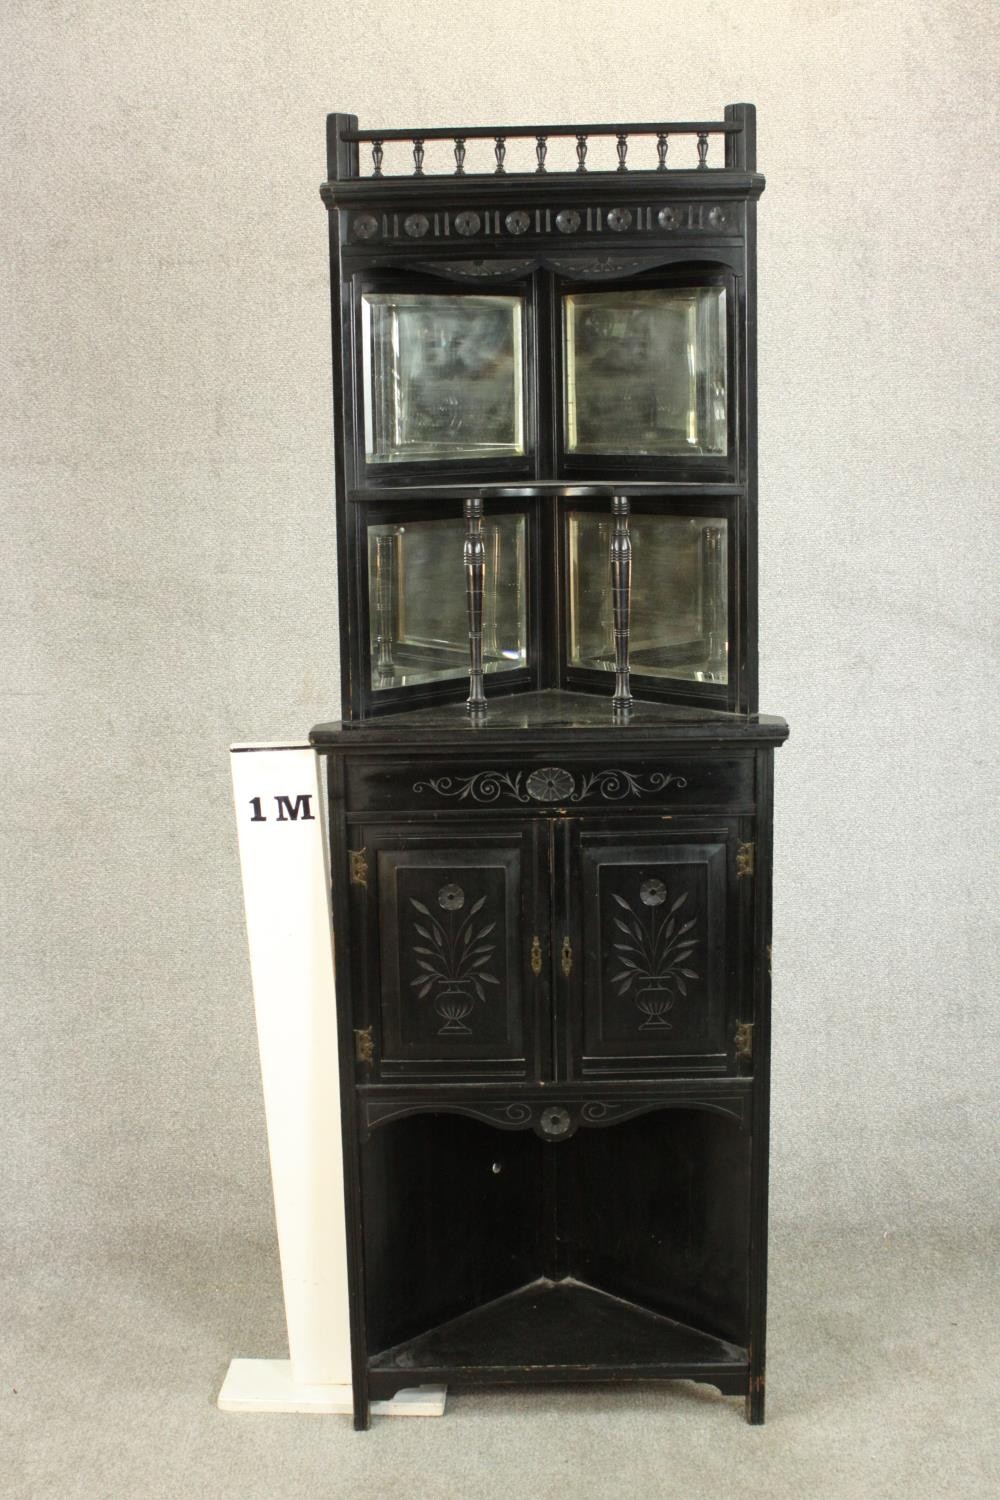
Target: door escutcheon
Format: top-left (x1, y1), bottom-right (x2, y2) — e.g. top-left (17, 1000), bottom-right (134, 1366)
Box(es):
top-left (530, 934), bottom-right (543, 976)
top-left (560, 935), bottom-right (573, 978)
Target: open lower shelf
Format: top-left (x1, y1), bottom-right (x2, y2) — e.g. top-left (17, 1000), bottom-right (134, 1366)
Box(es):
top-left (368, 1275), bottom-right (746, 1385)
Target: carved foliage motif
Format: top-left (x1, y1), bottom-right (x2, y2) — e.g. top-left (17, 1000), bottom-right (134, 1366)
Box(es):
top-left (381, 846), bottom-right (521, 1063)
top-left (574, 768), bottom-right (686, 800)
top-left (413, 767), bottom-right (688, 804)
top-left (412, 258), bottom-right (537, 280)
top-left (582, 837), bottom-right (726, 1061)
top-left (543, 253), bottom-right (682, 278)
top-left (611, 887), bottom-right (700, 1031)
top-left (409, 882), bottom-right (499, 1034)
top-left (363, 1094), bottom-right (749, 1139)
top-left (413, 770), bottom-right (528, 803)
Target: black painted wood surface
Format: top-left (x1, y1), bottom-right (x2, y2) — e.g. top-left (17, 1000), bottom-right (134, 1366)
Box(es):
top-left (315, 101), bottom-right (785, 1430)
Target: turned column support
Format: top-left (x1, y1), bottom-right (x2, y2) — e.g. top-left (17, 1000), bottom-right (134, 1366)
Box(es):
top-left (610, 494), bottom-right (632, 711)
top-left (464, 497), bottom-right (486, 713)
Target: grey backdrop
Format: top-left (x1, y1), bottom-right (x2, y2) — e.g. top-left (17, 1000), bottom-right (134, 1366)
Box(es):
top-left (3, 3), bottom-right (998, 1495)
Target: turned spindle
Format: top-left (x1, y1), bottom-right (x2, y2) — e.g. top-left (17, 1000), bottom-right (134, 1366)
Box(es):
top-left (610, 494), bottom-right (632, 710)
top-left (464, 497), bottom-right (487, 712)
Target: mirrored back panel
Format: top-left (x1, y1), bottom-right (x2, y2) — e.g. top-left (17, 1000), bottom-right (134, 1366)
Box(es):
top-left (362, 292), bottom-right (526, 466)
top-left (566, 508), bottom-right (730, 691)
top-left (564, 286), bottom-right (727, 459)
top-left (367, 511), bottom-right (528, 694)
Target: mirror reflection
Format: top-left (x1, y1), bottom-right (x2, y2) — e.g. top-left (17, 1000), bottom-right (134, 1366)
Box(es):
top-left (567, 511), bottom-right (728, 683)
top-left (368, 513), bottom-right (527, 691)
top-left (363, 293), bottom-right (525, 464)
top-left (564, 288), bottom-right (727, 456)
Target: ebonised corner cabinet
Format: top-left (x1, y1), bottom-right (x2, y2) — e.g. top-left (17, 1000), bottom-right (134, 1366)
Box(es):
top-left (310, 104), bottom-right (788, 1428)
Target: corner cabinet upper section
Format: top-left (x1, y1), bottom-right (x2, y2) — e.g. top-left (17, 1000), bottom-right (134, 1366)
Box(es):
top-left (322, 108), bottom-right (763, 719)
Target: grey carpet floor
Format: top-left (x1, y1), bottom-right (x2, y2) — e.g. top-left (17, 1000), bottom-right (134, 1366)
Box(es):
top-left (3, 1225), bottom-right (997, 1499)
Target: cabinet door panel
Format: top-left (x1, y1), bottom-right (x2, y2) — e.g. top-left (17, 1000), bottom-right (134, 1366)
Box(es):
top-left (358, 824), bottom-right (545, 1080)
top-left (571, 822), bottom-right (739, 1077)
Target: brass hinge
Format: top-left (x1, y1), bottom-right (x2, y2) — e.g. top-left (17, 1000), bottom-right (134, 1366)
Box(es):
top-left (735, 1021), bottom-right (754, 1059)
top-left (560, 935), bottom-right (573, 978)
top-left (530, 935), bottom-right (543, 976)
top-left (736, 841), bottom-right (755, 879)
top-left (354, 1026), bottom-right (374, 1064)
top-left (749, 1372), bottom-right (765, 1394)
top-left (348, 847), bottom-right (368, 886)
top-left (767, 943), bottom-right (772, 977)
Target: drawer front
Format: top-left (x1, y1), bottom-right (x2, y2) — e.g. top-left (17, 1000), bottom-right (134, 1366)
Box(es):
top-left (345, 755), bottom-right (754, 815)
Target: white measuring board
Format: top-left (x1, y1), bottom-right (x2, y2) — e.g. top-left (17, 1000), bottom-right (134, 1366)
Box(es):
top-left (218, 742), bottom-right (446, 1419)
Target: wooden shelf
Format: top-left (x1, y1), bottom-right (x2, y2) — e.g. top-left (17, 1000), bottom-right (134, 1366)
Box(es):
top-left (368, 1276), bottom-right (746, 1387)
top-left (350, 481), bottom-right (745, 504)
top-left (313, 687), bottom-right (789, 743)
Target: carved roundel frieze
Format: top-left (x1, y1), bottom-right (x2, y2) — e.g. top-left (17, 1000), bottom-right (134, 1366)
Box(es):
top-left (505, 210), bottom-right (530, 236)
top-left (657, 206), bottom-right (685, 230)
top-left (526, 766), bottom-right (575, 802)
top-left (454, 210), bottom-right (481, 237)
top-left (539, 1106), bottom-right (572, 1139)
top-left (555, 208), bottom-right (581, 234)
top-left (403, 212), bottom-right (430, 238)
top-left (706, 205), bottom-right (732, 229)
top-left (606, 207), bottom-right (633, 232)
top-left (352, 213), bottom-right (380, 241)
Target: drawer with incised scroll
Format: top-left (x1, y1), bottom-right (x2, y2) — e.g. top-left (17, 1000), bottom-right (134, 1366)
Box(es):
top-left (344, 755), bottom-right (755, 814)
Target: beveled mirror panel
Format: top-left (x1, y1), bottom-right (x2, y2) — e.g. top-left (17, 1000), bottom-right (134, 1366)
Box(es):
top-left (564, 288), bottom-right (727, 457)
top-left (362, 293), bottom-right (525, 464)
top-left (567, 511), bottom-right (728, 684)
top-left (368, 513), bottom-right (527, 691)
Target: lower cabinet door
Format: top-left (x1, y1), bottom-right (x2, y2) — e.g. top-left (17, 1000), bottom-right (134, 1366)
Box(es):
top-left (567, 819), bottom-right (743, 1077)
top-left (356, 822), bottom-right (546, 1080)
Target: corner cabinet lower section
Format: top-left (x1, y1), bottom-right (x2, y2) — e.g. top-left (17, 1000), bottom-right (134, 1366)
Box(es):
top-left (322, 728), bottom-right (782, 1428)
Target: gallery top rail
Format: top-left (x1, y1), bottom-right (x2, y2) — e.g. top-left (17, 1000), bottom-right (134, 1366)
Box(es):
top-left (328, 108), bottom-right (756, 180)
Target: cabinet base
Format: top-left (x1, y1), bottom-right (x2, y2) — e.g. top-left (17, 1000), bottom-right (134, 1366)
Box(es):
top-left (369, 1276), bottom-right (746, 1397)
